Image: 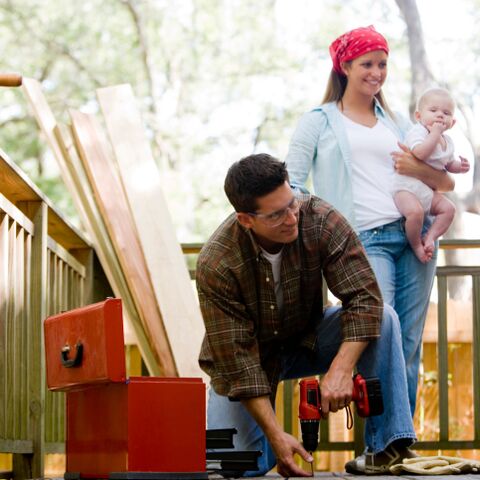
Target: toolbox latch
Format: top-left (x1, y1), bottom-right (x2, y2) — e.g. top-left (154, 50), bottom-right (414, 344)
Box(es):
top-left (61, 342), bottom-right (83, 368)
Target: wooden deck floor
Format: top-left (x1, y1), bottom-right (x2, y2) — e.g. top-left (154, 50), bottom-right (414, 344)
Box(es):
top-left (212, 473), bottom-right (480, 479)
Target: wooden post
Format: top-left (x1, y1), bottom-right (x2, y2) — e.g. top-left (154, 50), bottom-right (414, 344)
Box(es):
top-left (13, 201), bottom-right (47, 478)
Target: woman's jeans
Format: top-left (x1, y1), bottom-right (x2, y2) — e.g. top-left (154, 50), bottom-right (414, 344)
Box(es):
top-left (359, 218), bottom-right (437, 417)
top-left (207, 305), bottom-right (416, 477)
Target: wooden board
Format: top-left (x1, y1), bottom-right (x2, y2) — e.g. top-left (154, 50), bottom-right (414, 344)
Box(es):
top-left (69, 110), bottom-right (177, 376)
top-left (97, 84), bottom-right (205, 378)
top-left (54, 125), bottom-right (165, 368)
top-left (21, 78), bottom-right (161, 375)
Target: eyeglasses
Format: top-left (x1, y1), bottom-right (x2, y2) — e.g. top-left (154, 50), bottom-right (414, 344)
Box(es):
top-left (248, 197), bottom-right (300, 228)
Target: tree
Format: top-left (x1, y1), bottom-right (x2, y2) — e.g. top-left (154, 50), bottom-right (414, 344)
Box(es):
top-left (394, 0), bottom-right (435, 116)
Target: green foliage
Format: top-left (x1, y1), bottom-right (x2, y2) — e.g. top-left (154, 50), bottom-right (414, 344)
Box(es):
top-left (0, 0), bottom-right (328, 240)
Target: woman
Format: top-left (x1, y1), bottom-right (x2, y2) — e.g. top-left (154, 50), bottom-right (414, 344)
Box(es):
top-left (286, 25), bottom-right (453, 427)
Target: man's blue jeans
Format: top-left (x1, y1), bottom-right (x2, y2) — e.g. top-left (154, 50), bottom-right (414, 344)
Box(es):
top-left (206, 304), bottom-right (416, 477)
top-left (359, 218), bottom-right (437, 417)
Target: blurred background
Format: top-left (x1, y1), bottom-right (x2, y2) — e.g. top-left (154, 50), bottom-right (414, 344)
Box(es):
top-left (0, 0), bottom-right (478, 243)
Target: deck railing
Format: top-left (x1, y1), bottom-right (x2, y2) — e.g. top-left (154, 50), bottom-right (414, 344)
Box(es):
top-left (0, 151), bottom-right (107, 478)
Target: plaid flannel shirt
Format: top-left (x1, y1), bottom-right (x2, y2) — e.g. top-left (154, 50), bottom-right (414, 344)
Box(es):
top-left (196, 194), bottom-right (382, 400)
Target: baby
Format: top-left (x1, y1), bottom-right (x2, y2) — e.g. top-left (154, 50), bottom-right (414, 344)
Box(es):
top-left (393, 87), bottom-right (470, 263)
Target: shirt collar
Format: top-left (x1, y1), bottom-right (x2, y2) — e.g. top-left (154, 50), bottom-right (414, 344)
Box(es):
top-left (237, 221), bottom-right (264, 259)
top-left (373, 97), bottom-right (387, 118)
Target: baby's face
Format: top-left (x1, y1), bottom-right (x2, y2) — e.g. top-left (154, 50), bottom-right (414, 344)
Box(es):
top-left (417, 93), bottom-right (455, 131)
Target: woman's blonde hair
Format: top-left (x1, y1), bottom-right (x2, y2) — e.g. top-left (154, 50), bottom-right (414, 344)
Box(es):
top-left (322, 68), bottom-right (395, 120)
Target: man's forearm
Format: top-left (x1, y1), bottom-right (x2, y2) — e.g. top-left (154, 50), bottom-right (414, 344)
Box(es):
top-left (330, 340), bottom-right (369, 372)
top-left (241, 396), bottom-right (282, 441)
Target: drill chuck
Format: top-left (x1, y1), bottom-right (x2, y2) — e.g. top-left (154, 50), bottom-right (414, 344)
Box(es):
top-left (300, 419), bottom-right (319, 452)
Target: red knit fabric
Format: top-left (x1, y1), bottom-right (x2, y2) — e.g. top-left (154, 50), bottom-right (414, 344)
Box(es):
top-left (329, 26), bottom-right (389, 75)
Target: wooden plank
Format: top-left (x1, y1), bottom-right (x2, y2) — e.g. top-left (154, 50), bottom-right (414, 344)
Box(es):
top-left (6, 219), bottom-right (15, 439)
top-left (0, 149), bottom-right (38, 205)
top-left (69, 110), bottom-right (176, 376)
top-left (473, 276), bottom-right (480, 441)
top-left (27, 201), bottom-right (47, 478)
top-left (13, 227), bottom-right (26, 441)
top-left (21, 78), bottom-right (160, 375)
top-left (97, 84), bottom-right (205, 377)
top-left (54, 124), bottom-right (161, 375)
top-left (0, 194), bottom-right (34, 235)
top-left (437, 276), bottom-right (449, 442)
top-left (0, 214), bottom-right (8, 439)
top-left (24, 231), bottom-right (32, 444)
top-left (0, 440), bottom-right (32, 454)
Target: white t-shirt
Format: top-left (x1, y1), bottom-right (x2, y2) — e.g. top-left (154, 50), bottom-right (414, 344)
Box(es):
top-left (260, 247), bottom-right (284, 317)
top-left (342, 115), bottom-right (401, 231)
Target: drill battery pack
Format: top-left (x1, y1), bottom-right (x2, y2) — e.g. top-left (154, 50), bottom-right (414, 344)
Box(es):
top-left (353, 374), bottom-right (384, 417)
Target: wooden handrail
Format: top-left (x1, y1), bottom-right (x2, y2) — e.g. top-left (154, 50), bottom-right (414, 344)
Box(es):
top-left (182, 239), bottom-right (480, 255)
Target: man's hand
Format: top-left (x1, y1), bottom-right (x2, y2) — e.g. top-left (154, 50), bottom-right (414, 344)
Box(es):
top-left (318, 341), bottom-right (368, 416)
top-left (269, 431), bottom-right (314, 477)
top-left (241, 395), bottom-right (313, 477)
top-left (320, 364), bottom-right (353, 416)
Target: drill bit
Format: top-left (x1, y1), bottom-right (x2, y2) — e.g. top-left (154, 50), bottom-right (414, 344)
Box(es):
top-left (309, 452), bottom-right (314, 477)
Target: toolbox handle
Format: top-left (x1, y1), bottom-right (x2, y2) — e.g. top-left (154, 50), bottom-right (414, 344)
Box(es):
top-left (61, 342), bottom-right (83, 368)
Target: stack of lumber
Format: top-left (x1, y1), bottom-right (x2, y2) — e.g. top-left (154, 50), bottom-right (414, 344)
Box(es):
top-left (23, 79), bottom-right (205, 379)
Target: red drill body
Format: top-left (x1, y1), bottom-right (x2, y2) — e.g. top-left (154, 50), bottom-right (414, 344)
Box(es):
top-left (298, 374), bottom-right (383, 452)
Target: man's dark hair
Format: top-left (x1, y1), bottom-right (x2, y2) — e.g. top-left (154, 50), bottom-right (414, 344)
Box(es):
top-left (224, 153), bottom-right (289, 212)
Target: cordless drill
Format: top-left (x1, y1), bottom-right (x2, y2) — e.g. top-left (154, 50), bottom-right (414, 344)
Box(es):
top-left (298, 374), bottom-right (384, 452)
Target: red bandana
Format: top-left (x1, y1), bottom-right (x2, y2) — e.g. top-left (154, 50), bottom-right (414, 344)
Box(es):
top-left (329, 26), bottom-right (389, 75)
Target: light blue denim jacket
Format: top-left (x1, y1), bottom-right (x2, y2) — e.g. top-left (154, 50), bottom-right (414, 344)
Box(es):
top-left (286, 100), bottom-right (412, 230)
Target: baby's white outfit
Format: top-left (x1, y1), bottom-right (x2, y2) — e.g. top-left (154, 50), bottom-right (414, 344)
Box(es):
top-left (393, 123), bottom-right (454, 212)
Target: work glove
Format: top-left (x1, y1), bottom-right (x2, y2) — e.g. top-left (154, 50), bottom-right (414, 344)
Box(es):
top-left (390, 455), bottom-right (480, 475)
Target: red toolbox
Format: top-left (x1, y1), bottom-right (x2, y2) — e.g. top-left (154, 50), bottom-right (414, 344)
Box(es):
top-left (44, 298), bottom-right (207, 480)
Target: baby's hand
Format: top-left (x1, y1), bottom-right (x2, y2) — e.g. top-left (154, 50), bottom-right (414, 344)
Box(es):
top-left (429, 121), bottom-right (446, 134)
top-left (459, 156), bottom-right (470, 173)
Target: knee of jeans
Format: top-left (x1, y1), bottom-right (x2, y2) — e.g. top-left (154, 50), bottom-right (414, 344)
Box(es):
top-left (381, 303), bottom-right (401, 337)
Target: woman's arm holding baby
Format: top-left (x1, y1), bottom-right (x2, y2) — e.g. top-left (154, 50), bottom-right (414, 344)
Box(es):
top-left (392, 143), bottom-right (455, 192)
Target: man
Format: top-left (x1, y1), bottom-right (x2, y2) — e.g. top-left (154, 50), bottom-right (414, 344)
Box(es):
top-left (197, 154), bottom-right (416, 477)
